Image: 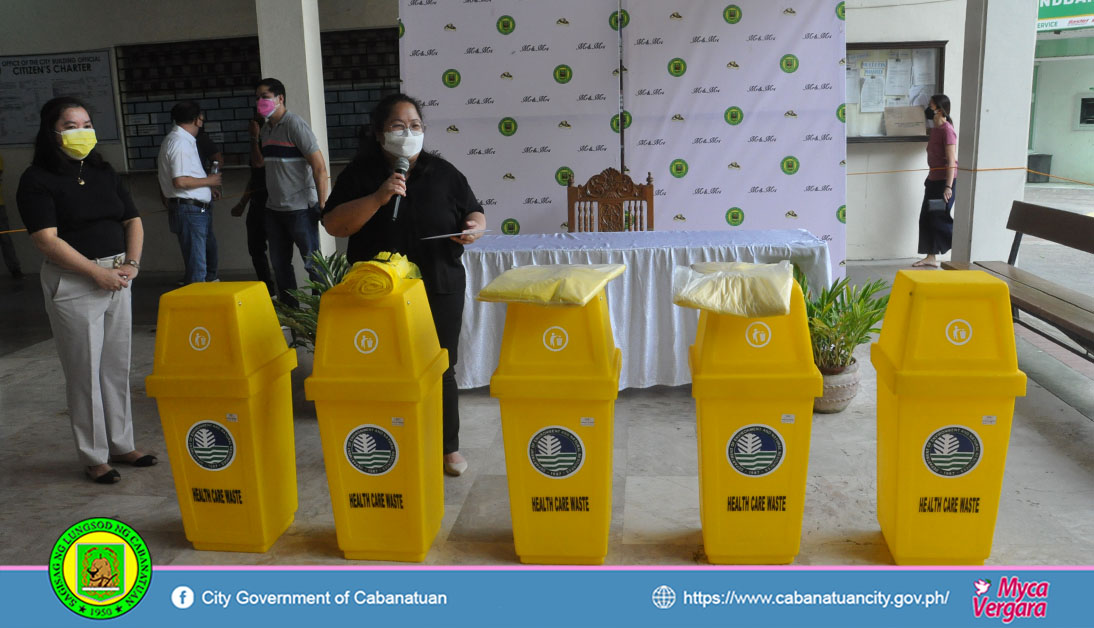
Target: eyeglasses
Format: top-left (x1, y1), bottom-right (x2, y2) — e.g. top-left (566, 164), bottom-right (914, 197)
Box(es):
top-left (385, 121), bottom-right (425, 133)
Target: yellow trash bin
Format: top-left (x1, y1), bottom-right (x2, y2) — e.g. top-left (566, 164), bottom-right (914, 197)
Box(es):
top-left (305, 266), bottom-right (448, 562)
top-left (871, 270), bottom-right (1027, 565)
top-left (482, 264), bottom-right (624, 565)
top-left (689, 281), bottom-right (822, 564)
top-left (145, 282), bottom-right (298, 552)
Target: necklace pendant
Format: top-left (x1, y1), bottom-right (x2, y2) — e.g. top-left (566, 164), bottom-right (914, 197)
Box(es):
top-left (77, 178), bottom-right (86, 186)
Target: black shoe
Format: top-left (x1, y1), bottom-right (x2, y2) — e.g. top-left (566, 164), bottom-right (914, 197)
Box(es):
top-left (110, 453), bottom-right (158, 467)
top-left (86, 467), bottom-right (121, 484)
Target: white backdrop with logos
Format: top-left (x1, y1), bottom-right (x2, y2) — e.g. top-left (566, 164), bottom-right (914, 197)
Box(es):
top-left (399, 0), bottom-right (846, 268)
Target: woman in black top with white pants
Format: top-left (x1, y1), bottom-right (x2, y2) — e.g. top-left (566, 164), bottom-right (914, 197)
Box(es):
top-left (323, 93), bottom-right (486, 477)
top-left (17, 96), bottom-right (156, 484)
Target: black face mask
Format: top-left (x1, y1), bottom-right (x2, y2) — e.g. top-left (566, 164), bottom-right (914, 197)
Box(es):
top-left (924, 106), bottom-right (934, 121)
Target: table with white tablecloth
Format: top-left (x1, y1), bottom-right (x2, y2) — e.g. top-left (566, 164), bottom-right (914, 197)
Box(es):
top-left (456, 229), bottom-right (832, 390)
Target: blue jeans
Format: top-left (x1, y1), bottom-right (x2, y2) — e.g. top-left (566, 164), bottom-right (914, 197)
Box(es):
top-left (175, 202), bottom-right (219, 284)
top-left (265, 206), bottom-right (320, 307)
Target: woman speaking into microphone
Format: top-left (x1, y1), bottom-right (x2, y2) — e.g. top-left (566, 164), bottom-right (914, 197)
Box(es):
top-left (322, 93), bottom-right (486, 477)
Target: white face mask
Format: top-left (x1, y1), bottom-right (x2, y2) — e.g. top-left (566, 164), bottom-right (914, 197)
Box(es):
top-left (383, 129), bottom-right (424, 158)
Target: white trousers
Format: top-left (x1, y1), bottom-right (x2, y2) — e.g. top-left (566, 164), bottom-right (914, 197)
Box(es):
top-left (41, 257), bottom-right (135, 466)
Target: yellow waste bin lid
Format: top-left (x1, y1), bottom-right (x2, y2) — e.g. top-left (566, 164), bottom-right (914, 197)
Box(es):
top-left (145, 282), bottom-right (296, 399)
top-left (871, 271), bottom-right (1026, 396)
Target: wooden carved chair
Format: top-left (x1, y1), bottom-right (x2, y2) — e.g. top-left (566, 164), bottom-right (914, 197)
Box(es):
top-left (567, 167), bottom-right (654, 232)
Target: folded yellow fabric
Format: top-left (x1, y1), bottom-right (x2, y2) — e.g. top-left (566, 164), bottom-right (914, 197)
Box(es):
top-left (673, 260), bottom-right (793, 317)
top-left (341, 252), bottom-right (421, 298)
top-left (477, 263), bottom-right (626, 306)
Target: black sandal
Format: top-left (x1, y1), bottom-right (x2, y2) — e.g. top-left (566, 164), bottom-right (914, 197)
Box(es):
top-left (110, 454), bottom-right (158, 467)
top-left (87, 468), bottom-right (121, 484)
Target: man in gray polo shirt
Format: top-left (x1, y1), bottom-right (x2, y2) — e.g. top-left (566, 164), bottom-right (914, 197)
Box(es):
top-left (252, 77), bottom-right (329, 306)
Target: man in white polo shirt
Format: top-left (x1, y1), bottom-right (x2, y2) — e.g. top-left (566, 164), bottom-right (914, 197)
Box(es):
top-left (157, 101), bottom-right (222, 284)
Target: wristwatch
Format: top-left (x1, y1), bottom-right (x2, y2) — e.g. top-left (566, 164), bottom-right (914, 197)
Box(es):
top-left (123, 259), bottom-right (140, 269)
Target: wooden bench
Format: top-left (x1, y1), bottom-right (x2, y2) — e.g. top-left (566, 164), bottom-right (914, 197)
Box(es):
top-left (941, 201), bottom-right (1094, 361)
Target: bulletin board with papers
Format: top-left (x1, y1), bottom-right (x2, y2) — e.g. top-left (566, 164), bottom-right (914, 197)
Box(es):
top-left (845, 42), bottom-right (946, 142)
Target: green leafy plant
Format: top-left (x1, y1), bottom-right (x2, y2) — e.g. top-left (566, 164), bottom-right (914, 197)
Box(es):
top-left (794, 266), bottom-right (889, 373)
top-left (274, 250), bottom-right (351, 352)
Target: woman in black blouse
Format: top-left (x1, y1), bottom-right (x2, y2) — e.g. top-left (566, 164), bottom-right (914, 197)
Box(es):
top-left (323, 93), bottom-right (486, 477)
top-left (17, 96), bottom-right (155, 484)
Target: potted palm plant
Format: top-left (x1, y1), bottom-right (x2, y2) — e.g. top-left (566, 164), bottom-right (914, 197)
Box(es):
top-left (274, 250), bottom-right (351, 352)
top-left (794, 267), bottom-right (890, 413)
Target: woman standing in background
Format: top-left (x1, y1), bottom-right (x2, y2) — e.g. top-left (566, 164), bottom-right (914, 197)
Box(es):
top-left (914, 94), bottom-right (957, 268)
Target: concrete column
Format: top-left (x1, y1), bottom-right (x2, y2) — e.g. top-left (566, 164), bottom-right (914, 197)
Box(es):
top-left (952, 0), bottom-right (1037, 262)
top-left (256, 0), bottom-right (335, 256)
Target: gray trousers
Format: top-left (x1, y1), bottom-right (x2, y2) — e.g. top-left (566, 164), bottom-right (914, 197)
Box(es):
top-left (41, 256), bottom-right (135, 466)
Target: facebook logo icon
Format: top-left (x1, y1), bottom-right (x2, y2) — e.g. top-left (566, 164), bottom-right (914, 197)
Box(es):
top-left (171, 585), bottom-right (195, 609)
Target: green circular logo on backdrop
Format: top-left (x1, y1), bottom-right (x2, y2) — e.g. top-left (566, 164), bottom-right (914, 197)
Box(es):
top-left (724, 106), bottom-right (744, 126)
top-left (442, 69), bottom-right (461, 88)
top-left (837, 103), bottom-right (846, 123)
top-left (724, 5), bottom-right (743, 24)
top-left (397, 20), bottom-right (405, 38)
top-left (553, 64), bottom-right (573, 84)
top-left (501, 218), bottom-right (520, 235)
top-left (50, 517), bottom-right (152, 619)
top-left (836, 2), bottom-right (846, 20)
top-left (609, 9), bottom-right (630, 30)
top-left (610, 110), bottom-right (632, 133)
top-left (668, 57), bottom-right (687, 77)
top-left (555, 166), bottom-right (575, 186)
top-left (345, 425), bottom-right (398, 475)
top-left (780, 54), bottom-right (799, 73)
top-left (837, 205), bottom-right (847, 224)
top-left (781, 156), bottom-right (800, 175)
top-left (670, 159), bottom-right (689, 178)
top-left (726, 207), bottom-right (745, 226)
top-left (187, 420), bottom-right (236, 470)
top-left (498, 117), bottom-right (518, 136)
top-left (497, 15), bottom-right (516, 35)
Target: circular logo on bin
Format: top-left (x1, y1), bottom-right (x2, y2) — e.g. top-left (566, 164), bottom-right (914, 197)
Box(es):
top-left (727, 425), bottom-right (785, 476)
top-left (745, 322), bottom-right (772, 347)
top-left (345, 425), bottom-right (398, 476)
top-left (354, 328), bottom-right (380, 354)
top-left (946, 319), bottom-right (973, 346)
top-left (543, 326), bottom-right (569, 351)
top-left (188, 326), bottom-right (211, 351)
top-left (924, 425), bottom-right (982, 477)
top-left (49, 517), bottom-right (152, 620)
top-left (186, 421), bottom-right (236, 471)
top-left (529, 426), bottom-right (585, 478)
top-left (442, 69), bottom-right (462, 88)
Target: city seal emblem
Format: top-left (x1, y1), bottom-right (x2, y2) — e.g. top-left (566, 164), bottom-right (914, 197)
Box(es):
top-left (50, 517), bottom-right (151, 619)
top-left (345, 425), bottom-right (399, 476)
top-left (529, 426), bottom-right (585, 478)
top-left (924, 425), bottom-right (982, 477)
top-left (186, 420), bottom-right (236, 471)
top-left (727, 424), bottom-right (785, 476)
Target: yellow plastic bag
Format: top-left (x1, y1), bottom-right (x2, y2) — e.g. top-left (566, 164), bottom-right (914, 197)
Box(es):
top-left (477, 264), bottom-right (626, 306)
top-left (342, 252), bottom-right (421, 298)
top-left (673, 260), bottom-right (793, 317)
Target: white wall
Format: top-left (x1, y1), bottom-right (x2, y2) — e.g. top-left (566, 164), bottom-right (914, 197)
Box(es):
top-left (1031, 56), bottom-right (1094, 183)
top-left (0, 0), bottom-right (395, 274)
top-left (845, 0), bottom-right (966, 260)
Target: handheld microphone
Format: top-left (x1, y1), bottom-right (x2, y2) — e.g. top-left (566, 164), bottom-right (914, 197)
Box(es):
top-left (392, 157), bottom-right (410, 221)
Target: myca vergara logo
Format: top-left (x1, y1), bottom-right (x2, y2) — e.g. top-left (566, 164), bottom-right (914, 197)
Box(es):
top-left (50, 517), bottom-right (151, 619)
top-left (723, 5), bottom-right (742, 24)
top-left (442, 68), bottom-right (461, 88)
top-left (345, 425), bottom-right (398, 476)
top-left (501, 218), bottom-right (521, 235)
top-left (781, 155), bottom-right (800, 175)
top-left (724, 106), bottom-right (744, 125)
top-left (727, 425), bottom-right (785, 476)
top-left (780, 54), bottom-right (799, 73)
top-left (611, 110), bottom-right (633, 133)
top-left (726, 207), bottom-right (745, 226)
top-left (497, 15), bottom-right (516, 35)
top-left (555, 166), bottom-right (574, 186)
top-left (529, 426), bottom-right (585, 478)
top-left (973, 577), bottom-right (1049, 623)
top-left (553, 64), bottom-right (573, 84)
top-left (924, 426), bottom-right (981, 477)
top-left (187, 420), bottom-right (236, 471)
top-left (837, 103), bottom-right (846, 122)
top-left (836, 2), bottom-right (846, 20)
top-left (668, 57), bottom-right (687, 77)
top-left (669, 159), bottom-right (689, 178)
top-left (837, 204), bottom-right (846, 224)
top-left (498, 117), bottom-right (518, 136)
top-left (609, 9), bottom-right (630, 30)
